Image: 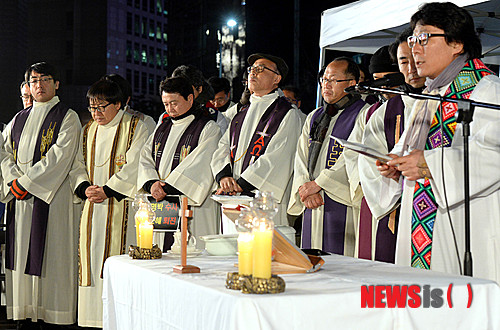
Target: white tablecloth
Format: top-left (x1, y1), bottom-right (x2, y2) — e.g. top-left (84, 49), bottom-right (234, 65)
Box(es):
top-left (103, 253), bottom-right (500, 330)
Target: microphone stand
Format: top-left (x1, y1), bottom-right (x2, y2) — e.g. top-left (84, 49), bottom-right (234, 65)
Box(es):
top-left (347, 85), bottom-right (500, 277)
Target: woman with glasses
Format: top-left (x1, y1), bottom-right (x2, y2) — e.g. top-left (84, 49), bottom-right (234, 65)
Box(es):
top-left (70, 79), bottom-right (149, 327)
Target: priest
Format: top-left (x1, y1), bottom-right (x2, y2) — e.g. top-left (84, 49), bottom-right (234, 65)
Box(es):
top-left (376, 2), bottom-right (500, 283)
top-left (70, 79), bottom-right (150, 327)
top-left (138, 76), bottom-right (221, 250)
top-left (1, 62), bottom-right (81, 325)
top-left (357, 28), bottom-right (426, 263)
top-left (288, 57), bottom-right (370, 256)
top-left (211, 53), bottom-right (303, 226)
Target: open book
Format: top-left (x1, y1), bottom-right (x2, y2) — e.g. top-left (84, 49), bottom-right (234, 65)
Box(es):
top-left (331, 136), bottom-right (392, 164)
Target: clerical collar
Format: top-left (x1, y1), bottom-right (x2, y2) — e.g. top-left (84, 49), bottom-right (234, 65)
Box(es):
top-left (217, 100), bottom-right (231, 113)
top-left (324, 94), bottom-right (360, 116)
top-left (170, 104), bottom-right (201, 121)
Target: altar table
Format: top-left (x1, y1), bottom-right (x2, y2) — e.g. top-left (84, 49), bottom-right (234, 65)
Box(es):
top-left (103, 254), bottom-right (500, 330)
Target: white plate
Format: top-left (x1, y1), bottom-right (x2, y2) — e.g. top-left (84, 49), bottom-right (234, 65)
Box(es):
top-left (165, 249), bottom-right (203, 258)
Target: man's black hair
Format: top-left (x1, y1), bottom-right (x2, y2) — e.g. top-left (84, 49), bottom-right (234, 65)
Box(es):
top-left (172, 65), bottom-right (204, 88)
top-left (333, 56), bottom-right (360, 83)
top-left (87, 80), bottom-right (123, 105)
top-left (389, 27), bottom-right (414, 63)
top-left (159, 76), bottom-right (194, 101)
top-left (208, 76), bottom-right (231, 94)
top-left (101, 74), bottom-right (132, 107)
top-left (410, 2), bottom-right (481, 60)
top-left (25, 62), bottom-right (60, 83)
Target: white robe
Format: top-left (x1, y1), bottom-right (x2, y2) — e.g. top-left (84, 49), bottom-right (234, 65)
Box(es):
top-left (288, 104), bottom-right (369, 255)
top-left (379, 75), bottom-right (500, 284)
top-left (138, 114), bottom-right (221, 249)
top-left (211, 90), bottom-right (304, 226)
top-left (1, 96), bottom-right (81, 324)
top-left (70, 110), bottom-right (149, 327)
top-left (356, 96), bottom-right (417, 259)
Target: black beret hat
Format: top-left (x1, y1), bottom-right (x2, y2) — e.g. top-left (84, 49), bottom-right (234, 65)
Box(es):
top-left (369, 46), bottom-right (399, 74)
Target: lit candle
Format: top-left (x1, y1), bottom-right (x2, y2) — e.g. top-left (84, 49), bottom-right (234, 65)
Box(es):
top-left (135, 209), bottom-right (149, 246)
top-left (238, 232), bottom-right (254, 275)
top-left (139, 221), bottom-right (153, 249)
top-left (252, 222), bottom-right (273, 279)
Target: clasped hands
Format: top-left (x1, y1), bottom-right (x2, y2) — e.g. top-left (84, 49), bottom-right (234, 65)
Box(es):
top-left (85, 185), bottom-right (108, 203)
top-left (215, 177), bottom-right (243, 195)
top-left (299, 181), bottom-right (324, 209)
top-left (377, 149), bottom-right (432, 181)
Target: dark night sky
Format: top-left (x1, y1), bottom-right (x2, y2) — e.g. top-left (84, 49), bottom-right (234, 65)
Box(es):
top-left (245, 0), bottom-right (357, 111)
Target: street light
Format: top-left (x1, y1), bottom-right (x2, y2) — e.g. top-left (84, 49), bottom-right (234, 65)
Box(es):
top-left (227, 19), bottom-right (237, 27)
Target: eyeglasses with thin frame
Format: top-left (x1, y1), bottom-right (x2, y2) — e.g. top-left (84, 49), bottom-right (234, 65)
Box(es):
top-left (319, 77), bottom-right (354, 85)
top-left (29, 77), bottom-right (54, 85)
top-left (407, 33), bottom-right (446, 48)
top-left (247, 65), bottom-right (280, 75)
top-left (88, 102), bottom-right (112, 113)
top-left (20, 95), bottom-right (32, 100)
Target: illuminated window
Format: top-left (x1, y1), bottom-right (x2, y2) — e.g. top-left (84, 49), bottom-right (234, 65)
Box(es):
top-left (141, 45), bottom-right (147, 65)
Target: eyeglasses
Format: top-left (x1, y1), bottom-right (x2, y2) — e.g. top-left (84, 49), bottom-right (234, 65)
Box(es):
top-left (20, 95), bottom-right (32, 100)
top-left (88, 102), bottom-right (112, 113)
top-left (247, 65), bottom-right (280, 75)
top-left (29, 77), bottom-right (54, 85)
top-left (407, 33), bottom-right (446, 48)
top-left (319, 77), bottom-right (353, 85)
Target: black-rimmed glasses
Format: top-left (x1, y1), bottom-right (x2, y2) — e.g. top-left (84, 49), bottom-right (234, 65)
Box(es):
top-left (407, 33), bottom-right (446, 48)
top-left (319, 77), bottom-right (353, 85)
top-left (247, 65), bottom-right (280, 75)
top-left (88, 103), bottom-right (112, 113)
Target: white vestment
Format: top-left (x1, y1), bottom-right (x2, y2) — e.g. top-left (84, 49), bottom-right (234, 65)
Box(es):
top-left (70, 110), bottom-right (149, 327)
top-left (124, 105), bottom-right (156, 134)
top-left (356, 96), bottom-right (417, 259)
top-left (211, 90), bottom-right (304, 226)
top-left (288, 102), bottom-right (369, 255)
top-left (1, 96), bottom-right (81, 324)
top-left (138, 114), bottom-right (221, 248)
top-left (379, 75), bottom-right (500, 284)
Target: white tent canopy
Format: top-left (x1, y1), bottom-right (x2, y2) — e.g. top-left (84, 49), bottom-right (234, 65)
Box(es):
top-left (319, 0), bottom-right (500, 65)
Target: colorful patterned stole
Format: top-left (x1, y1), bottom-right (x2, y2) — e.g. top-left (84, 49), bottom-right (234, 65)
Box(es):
top-left (79, 112), bottom-right (140, 285)
top-left (411, 59), bottom-right (494, 269)
top-left (6, 102), bottom-right (69, 276)
top-left (229, 96), bottom-right (291, 171)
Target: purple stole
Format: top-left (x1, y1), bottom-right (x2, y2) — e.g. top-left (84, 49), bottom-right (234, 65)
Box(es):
top-left (302, 99), bottom-right (365, 254)
top-left (358, 96), bottom-right (405, 262)
top-left (229, 96), bottom-right (291, 172)
top-left (152, 112), bottom-right (211, 172)
top-left (6, 102), bottom-right (69, 276)
top-left (152, 111), bottom-right (212, 251)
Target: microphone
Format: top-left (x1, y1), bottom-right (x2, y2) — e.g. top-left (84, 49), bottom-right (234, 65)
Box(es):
top-left (359, 72), bottom-right (405, 88)
top-left (345, 72), bottom-right (405, 93)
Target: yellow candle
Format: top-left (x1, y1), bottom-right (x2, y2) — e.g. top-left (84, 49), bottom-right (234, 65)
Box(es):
top-left (252, 227), bottom-right (273, 279)
top-left (135, 209), bottom-right (149, 246)
top-left (139, 221), bottom-right (153, 249)
top-left (238, 233), bottom-right (254, 275)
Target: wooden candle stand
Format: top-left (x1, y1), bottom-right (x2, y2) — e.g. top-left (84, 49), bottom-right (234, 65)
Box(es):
top-left (173, 196), bottom-right (200, 274)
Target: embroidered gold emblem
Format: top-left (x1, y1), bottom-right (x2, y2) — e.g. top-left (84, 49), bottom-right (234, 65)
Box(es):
top-left (154, 141), bottom-right (161, 158)
top-left (40, 122), bottom-right (56, 159)
top-left (115, 154), bottom-right (126, 170)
